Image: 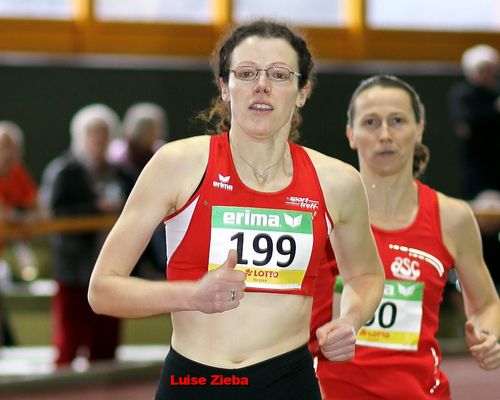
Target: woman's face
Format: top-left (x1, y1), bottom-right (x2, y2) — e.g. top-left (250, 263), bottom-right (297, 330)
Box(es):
top-left (221, 36), bottom-right (309, 140)
top-left (347, 86), bottom-right (423, 177)
top-left (84, 121), bottom-right (110, 162)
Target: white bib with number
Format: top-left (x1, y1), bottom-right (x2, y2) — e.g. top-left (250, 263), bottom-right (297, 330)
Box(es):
top-left (208, 206), bottom-right (313, 290)
top-left (334, 278), bottom-right (424, 351)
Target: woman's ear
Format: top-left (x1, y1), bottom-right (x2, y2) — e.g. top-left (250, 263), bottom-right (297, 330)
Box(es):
top-left (416, 121), bottom-right (425, 143)
top-left (346, 126), bottom-right (357, 149)
top-left (296, 81), bottom-right (312, 108)
top-left (220, 78), bottom-right (230, 102)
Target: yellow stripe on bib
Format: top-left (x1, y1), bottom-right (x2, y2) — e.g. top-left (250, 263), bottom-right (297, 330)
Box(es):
top-left (209, 263), bottom-right (306, 286)
top-left (357, 327), bottom-right (420, 347)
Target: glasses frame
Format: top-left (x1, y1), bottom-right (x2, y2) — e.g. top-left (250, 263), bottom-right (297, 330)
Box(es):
top-left (229, 66), bottom-right (302, 82)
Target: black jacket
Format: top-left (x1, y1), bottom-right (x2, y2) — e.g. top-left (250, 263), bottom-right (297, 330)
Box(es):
top-left (40, 152), bottom-right (133, 285)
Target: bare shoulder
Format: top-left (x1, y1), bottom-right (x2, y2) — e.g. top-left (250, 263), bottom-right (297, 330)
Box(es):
top-left (438, 192), bottom-right (476, 231)
top-left (438, 192), bottom-right (479, 257)
top-left (303, 146), bottom-right (365, 222)
top-left (146, 135), bottom-right (211, 183)
top-left (154, 135), bottom-right (210, 168)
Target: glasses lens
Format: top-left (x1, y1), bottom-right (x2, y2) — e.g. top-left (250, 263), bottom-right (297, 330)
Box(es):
top-left (267, 67), bottom-right (290, 82)
top-left (234, 66), bottom-right (258, 81)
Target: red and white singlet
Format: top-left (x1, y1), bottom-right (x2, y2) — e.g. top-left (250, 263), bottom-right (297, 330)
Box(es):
top-left (312, 181), bottom-right (455, 399)
top-left (165, 133), bottom-right (333, 297)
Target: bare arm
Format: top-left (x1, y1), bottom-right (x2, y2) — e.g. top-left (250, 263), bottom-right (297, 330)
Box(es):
top-left (440, 193), bottom-right (500, 370)
top-left (327, 162), bottom-right (385, 332)
top-left (88, 136), bottom-right (247, 318)
top-left (308, 150), bottom-right (385, 361)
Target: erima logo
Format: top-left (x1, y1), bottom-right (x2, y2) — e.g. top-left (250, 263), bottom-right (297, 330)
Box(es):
top-left (222, 210), bottom-right (301, 228)
top-left (218, 174), bottom-right (230, 183)
top-left (213, 174), bottom-right (233, 191)
top-left (398, 283), bottom-right (416, 297)
top-left (284, 213), bottom-right (302, 228)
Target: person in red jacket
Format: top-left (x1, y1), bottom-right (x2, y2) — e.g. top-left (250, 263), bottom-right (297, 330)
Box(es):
top-left (0, 121), bottom-right (38, 233)
top-left (0, 120), bottom-right (38, 346)
top-left (311, 75), bottom-right (500, 399)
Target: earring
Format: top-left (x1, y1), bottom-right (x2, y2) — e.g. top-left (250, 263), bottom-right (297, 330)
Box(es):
top-left (222, 92), bottom-right (229, 102)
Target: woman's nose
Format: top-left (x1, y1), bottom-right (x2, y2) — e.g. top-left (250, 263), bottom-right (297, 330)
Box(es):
top-left (379, 123), bottom-right (392, 141)
top-left (253, 72), bottom-right (271, 94)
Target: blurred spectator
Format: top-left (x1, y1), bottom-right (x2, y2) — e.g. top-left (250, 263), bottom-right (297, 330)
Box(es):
top-left (109, 102), bottom-right (169, 277)
top-left (448, 44), bottom-right (500, 290)
top-left (449, 44), bottom-right (500, 199)
top-left (0, 121), bottom-right (39, 346)
top-left (39, 104), bottom-right (133, 367)
top-left (0, 121), bottom-right (38, 225)
top-left (108, 102), bottom-right (168, 176)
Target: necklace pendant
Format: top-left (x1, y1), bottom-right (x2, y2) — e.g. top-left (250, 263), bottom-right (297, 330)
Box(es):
top-left (230, 141), bottom-right (283, 184)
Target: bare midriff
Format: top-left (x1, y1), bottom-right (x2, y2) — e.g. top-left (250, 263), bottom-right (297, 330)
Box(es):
top-left (171, 292), bottom-right (312, 368)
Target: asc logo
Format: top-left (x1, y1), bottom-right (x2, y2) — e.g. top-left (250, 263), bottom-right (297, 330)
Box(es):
top-left (390, 257), bottom-right (421, 280)
top-left (389, 243), bottom-right (445, 280)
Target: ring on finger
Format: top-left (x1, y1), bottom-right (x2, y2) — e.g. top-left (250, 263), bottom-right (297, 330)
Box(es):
top-left (230, 289), bottom-right (237, 301)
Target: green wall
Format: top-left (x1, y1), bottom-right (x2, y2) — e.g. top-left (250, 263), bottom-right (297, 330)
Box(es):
top-left (0, 57), bottom-right (463, 197)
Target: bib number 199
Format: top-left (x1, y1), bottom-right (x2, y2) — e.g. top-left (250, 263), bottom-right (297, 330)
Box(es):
top-left (231, 232), bottom-right (296, 268)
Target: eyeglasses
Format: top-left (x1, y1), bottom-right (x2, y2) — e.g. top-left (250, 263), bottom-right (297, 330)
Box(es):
top-left (230, 66), bottom-right (301, 82)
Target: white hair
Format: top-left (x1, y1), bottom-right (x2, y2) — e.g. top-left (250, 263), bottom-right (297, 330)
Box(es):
top-left (122, 102), bottom-right (168, 141)
top-left (0, 120), bottom-right (24, 150)
top-left (70, 103), bottom-right (120, 156)
top-left (461, 44), bottom-right (500, 77)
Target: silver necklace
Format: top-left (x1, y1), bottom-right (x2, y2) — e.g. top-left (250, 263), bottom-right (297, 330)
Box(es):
top-left (230, 142), bottom-right (283, 183)
top-left (369, 182), bottom-right (392, 191)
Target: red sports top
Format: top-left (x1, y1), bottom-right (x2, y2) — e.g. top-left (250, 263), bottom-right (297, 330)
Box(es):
top-left (0, 162), bottom-right (37, 209)
top-left (0, 162), bottom-right (38, 253)
top-left (165, 132), bottom-right (333, 296)
top-left (312, 181), bottom-right (455, 399)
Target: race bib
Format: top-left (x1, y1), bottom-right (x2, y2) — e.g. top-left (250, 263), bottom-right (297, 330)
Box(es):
top-left (333, 278), bottom-right (424, 351)
top-left (208, 206), bottom-right (313, 290)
